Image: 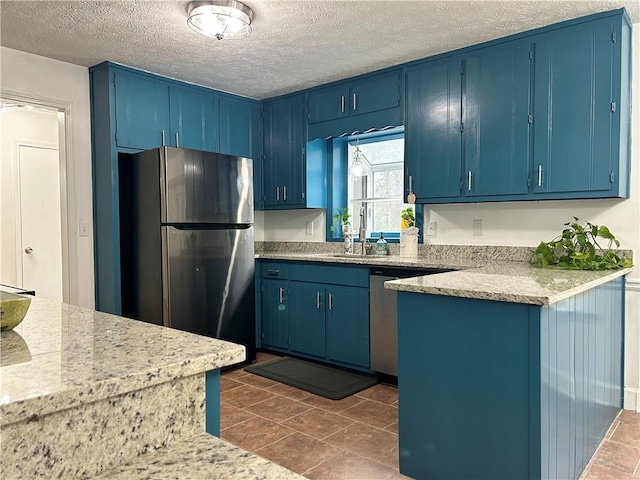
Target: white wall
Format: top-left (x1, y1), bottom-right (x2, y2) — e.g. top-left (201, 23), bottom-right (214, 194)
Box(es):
top-left (0, 108), bottom-right (59, 286)
top-left (259, 209), bottom-right (326, 242)
top-left (0, 47), bottom-right (94, 309)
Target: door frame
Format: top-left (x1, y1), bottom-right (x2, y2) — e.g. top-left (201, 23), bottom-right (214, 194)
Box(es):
top-left (2, 90), bottom-right (72, 303)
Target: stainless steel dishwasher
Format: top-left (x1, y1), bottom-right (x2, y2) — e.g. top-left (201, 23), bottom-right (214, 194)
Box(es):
top-left (369, 266), bottom-right (452, 376)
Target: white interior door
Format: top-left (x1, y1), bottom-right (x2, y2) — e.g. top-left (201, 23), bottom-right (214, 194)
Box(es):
top-left (18, 145), bottom-right (63, 301)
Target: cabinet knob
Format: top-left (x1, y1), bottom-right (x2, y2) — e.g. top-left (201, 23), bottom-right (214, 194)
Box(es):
top-left (24, 246), bottom-right (33, 254)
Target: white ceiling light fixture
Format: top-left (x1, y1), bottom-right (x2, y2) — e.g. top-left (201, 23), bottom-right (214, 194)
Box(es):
top-left (187, 0), bottom-right (254, 41)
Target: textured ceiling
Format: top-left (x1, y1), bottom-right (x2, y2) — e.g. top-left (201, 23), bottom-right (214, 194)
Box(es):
top-left (1, 1), bottom-right (639, 100)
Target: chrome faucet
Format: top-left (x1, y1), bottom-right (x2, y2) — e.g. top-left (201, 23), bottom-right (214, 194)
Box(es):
top-left (358, 206), bottom-right (368, 255)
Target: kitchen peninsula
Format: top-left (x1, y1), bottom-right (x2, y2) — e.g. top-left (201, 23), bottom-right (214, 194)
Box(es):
top-left (0, 296), bottom-right (301, 479)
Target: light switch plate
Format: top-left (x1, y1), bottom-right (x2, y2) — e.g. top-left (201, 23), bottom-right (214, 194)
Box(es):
top-left (473, 219), bottom-right (483, 236)
top-left (79, 221), bottom-right (90, 237)
top-left (305, 221), bottom-right (313, 235)
top-left (426, 221), bottom-right (437, 237)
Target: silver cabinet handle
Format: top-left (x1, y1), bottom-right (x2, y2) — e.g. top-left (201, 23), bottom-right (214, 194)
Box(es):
top-left (276, 187), bottom-right (280, 201)
top-left (283, 186), bottom-right (287, 201)
top-left (161, 130), bottom-right (166, 146)
top-left (353, 93), bottom-right (357, 111)
top-left (316, 292), bottom-right (321, 309)
top-left (175, 133), bottom-right (179, 148)
top-left (340, 95), bottom-right (345, 113)
top-left (278, 287), bottom-right (284, 304)
top-left (468, 171), bottom-right (473, 191)
top-left (328, 293), bottom-right (333, 311)
top-left (409, 175), bottom-right (413, 193)
top-left (24, 246), bottom-right (33, 254)
top-left (537, 165), bottom-right (542, 187)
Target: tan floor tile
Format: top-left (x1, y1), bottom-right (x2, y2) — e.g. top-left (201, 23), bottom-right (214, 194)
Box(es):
top-left (384, 420), bottom-right (399, 434)
top-left (222, 366), bottom-right (250, 380)
top-left (281, 408), bottom-right (355, 440)
top-left (268, 382), bottom-right (312, 400)
top-left (299, 392), bottom-right (366, 412)
top-left (220, 376), bottom-right (243, 392)
top-left (355, 384), bottom-right (398, 405)
top-left (220, 402), bottom-right (256, 430)
top-left (255, 432), bottom-right (343, 475)
top-left (591, 440), bottom-right (640, 475)
top-left (325, 422), bottom-right (399, 468)
top-left (245, 395), bottom-right (312, 423)
top-left (238, 372), bottom-right (280, 389)
top-left (304, 451), bottom-right (400, 480)
top-left (618, 410), bottom-right (640, 428)
top-left (221, 416), bottom-right (295, 452)
top-left (610, 421), bottom-right (640, 448)
top-left (341, 398), bottom-right (398, 429)
top-left (221, 384), bottom-right (275, 408)
top-left (605, 421), bottom-right (620, 440)
top-left (581, 464), bottom-right (639, 480)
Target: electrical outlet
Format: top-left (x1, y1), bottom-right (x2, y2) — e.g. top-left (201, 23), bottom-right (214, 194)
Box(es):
top-left (79, 221), bottom-right (90, 237)
top-left (473, 219), bottom-right (483, 236)
top-left (305, 221), bottom-right (313, 236)
top-left (426, 221), bottom-right (437, 237)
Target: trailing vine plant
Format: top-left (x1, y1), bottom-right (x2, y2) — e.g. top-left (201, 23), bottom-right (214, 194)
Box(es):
top-left (530, 217), bottom-right (633, 270)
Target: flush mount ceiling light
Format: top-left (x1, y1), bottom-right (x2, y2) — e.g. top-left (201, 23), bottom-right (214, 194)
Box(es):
top-left (187, 0), bottom-right (254, 41)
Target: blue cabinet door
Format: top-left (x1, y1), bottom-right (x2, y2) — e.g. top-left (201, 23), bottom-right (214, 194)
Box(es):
top-left (464, 41), bottom-right (531, 197)
top-left (326, 286), bottom-right (369, 369)
top-left (405, 59), bottom-right (463, 201)
top-left (350, 71), bottom-right (400, 117)
top-left (169, 86), bottom-right (215, 152)
top-left (217, 95), bottom-right (262, 209)
top-left (262, 94), bottom-right (306, 208)
top-left (114, 71), bottom-right (170, 150)
top-left (289, 282), bottom-right (326, 358)
top-left (261, 280), bottom-right (289, 350)
top-left (308, 84), bottom-right (350, 123)
top-left (533, 18), bottom-right (615, 194)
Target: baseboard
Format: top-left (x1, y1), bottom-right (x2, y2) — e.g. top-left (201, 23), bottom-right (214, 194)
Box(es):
top-left (624, 387), bottom-right (640, 411)
top-left (627, 278), bottom-right (640, 292)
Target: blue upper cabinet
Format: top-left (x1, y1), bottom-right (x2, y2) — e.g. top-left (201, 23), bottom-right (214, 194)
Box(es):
top-left (308, 69), bottom-right (403, 140)
top-left (532, 15), bottom-right (630, 198)
top-left (217, 94), bottom-right (262, 209)
top-left (114, 70), bottom-right (170, 150)
top-left (464, 41), bottom-right (532, 198)
top-left (405, 59), bottom-right (463, 201)
top-left (169, 85), bottom-right (215, 152)
top-left (262, 93), bottom-right (307, 209)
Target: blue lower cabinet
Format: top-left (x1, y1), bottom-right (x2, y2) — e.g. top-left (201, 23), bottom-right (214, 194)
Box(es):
top-left (261, 279), bottom-right (289, 350)
top-left (397, 277), bottom-right (624, 480)
top-left (289, 282), bottom-right (326, 358)
top-left (326, 286), bottom-right (369, 369)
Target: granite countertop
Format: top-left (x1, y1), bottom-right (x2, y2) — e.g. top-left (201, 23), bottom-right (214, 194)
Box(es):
top-left (386, 262), bottom-right (633, 305)
top-left (97, 432), bottom-right (306, 480)
top-left (256, 252), bottom-right (633, 306)
top-left (0, 296), bottom-right (245, 426)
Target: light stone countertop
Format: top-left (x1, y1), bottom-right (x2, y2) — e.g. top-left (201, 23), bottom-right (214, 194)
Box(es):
top-left (256, 252), bottom-right (633, 306)
top-left (97, 432), bottom-right (306, 480)
top-left (0, 296), bottom-right (245, 426)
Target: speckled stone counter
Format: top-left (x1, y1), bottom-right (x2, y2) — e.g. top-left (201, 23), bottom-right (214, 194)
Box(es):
top-left (0, 296), bottom-right (246, 478)
top-left (386, 262), bottom-right (633, 305)
top-left (97, 432), bottom-right (305, 479)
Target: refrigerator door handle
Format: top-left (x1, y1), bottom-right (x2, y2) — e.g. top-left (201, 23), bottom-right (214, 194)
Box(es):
top-left (161, 226), bottom-right (170, 327)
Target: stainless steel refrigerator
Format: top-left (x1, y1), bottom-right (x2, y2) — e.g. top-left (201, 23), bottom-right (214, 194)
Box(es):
top-left (118, 147), bottom-right (255, 362)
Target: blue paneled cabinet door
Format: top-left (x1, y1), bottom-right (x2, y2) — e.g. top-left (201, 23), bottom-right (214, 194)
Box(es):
top-left (405, 59), bottom-right (463, 201)
top-left (464, 41), bottom-right (531, 197)
top-left (308, 84), bottom-right (350, 123)
top-left (262, 94), bottom-right (305, 208)
top-left (533, 17), bottom-right (617, 194)
top-left (114, 71), bottom-right (170, 150)
top-left (326, 286), bottom-right (369, 369)
top-left (289, 282), bottom-right (326, 358)
top-left (169, 86), bottom-right (215, 152)
top-left (261, 280), bottom-right (289, 350)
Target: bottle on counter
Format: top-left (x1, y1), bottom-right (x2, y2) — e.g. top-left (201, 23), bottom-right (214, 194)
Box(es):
top-left (376, 232), bottom-right (388, 255)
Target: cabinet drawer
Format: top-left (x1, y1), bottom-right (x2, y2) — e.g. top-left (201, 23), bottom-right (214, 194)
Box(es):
top-left (289, 263), bottom-right (368, 287)
top-left (261, 262), bottom-right (289, 279)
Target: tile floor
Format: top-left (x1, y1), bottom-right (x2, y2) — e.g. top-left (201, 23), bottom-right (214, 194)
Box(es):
top-left (221, 352), bottom-right (640, 480)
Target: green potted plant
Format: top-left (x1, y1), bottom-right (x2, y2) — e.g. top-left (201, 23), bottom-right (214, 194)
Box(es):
top-left (400, 207), bottom-right (415, 229)
top-left (530, 217), bottom-right (633, 270)
top-left (330, 207), bottom-right (351, 234)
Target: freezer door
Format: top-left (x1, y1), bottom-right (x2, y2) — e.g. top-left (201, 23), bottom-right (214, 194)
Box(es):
top-left (162, 147), bottom-right (253, 224)
top-left (163, 225), bottom-right (255, 361)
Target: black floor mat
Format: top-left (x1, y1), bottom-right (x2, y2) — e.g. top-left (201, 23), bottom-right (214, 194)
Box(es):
top-left (244, 357), bottom-right (378, 400)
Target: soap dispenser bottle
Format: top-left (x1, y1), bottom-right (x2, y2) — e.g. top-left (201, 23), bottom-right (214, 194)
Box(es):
top-left (376, 232), bottom-right (388, 255)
